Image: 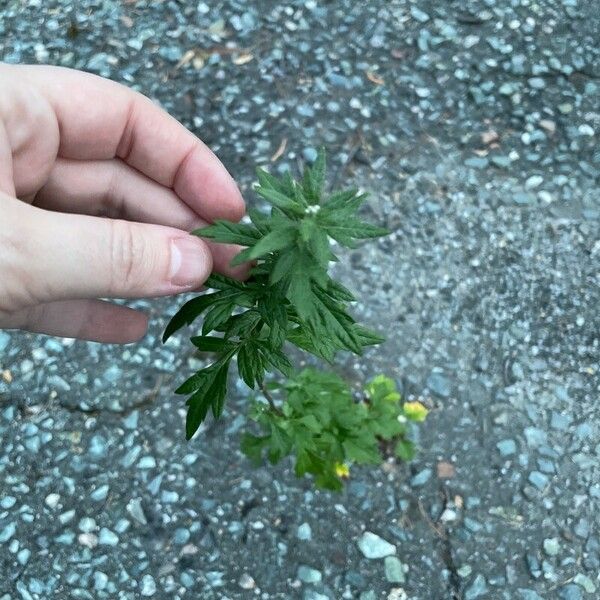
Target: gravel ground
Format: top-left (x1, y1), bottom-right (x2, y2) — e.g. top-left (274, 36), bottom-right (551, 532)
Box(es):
top-left (1, 0), bottom-right (600, 599)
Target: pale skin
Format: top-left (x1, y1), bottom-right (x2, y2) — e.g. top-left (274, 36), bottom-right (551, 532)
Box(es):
top-left (0, 63), bottom-right (248, 344)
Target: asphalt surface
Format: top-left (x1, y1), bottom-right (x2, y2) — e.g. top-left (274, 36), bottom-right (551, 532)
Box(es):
top-left (1, 0), bottom-right (600, 599)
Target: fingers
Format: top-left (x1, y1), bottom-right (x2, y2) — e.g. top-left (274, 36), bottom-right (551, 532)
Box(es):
top-left (14, 299), bottom-right (148, 343)
top-left (34, 158), bottom-right (249, 279)
top-left (15, 64), bottom-right (245, 223)
top-left (7, 198), bottom-right (213, 304)
top-left (0, 122), bottom-right (15, 196)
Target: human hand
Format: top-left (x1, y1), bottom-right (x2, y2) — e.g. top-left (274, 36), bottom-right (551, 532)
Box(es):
top-left (0, 63), bottom-right (246, 343)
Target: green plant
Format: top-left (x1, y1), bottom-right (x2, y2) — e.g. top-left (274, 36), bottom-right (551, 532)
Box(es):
top-left (243, 370), bottom-right (427, 490)
top-left (163, 149), bottom-right (427, 489)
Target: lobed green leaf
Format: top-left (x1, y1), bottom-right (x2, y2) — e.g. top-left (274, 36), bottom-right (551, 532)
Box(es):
top-left (194, 220), bottom-right (262, 246)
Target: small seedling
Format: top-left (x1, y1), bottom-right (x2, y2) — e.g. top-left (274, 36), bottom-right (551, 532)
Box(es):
top-left (163, 149), bottom-right (427, 489)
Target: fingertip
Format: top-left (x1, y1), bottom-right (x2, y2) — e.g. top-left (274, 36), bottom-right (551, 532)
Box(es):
top-left (84, 305), bottom-right (149, 344)
top-left (123, 311), bottom-right (149, 343)
top-left (174, 145), bottom-right (246, 223)
top-left (169, 234), bottom-right (213, 290)
top-left (208, 242), bottom-right (252, 280)
top-left (224, 185), bottom-right (246, 223)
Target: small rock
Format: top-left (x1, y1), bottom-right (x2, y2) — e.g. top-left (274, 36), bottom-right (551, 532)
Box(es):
top-left (0, 332), bottom-right (10, 352)
top-left (206, 571), bottom-right (224, 587)
top-left (45, 493), bottom-right (60, 509)
top-left (297, 565), bottom-right (322, 584)
top-left (550, 412), bottom-right (571, 430)
top-left (0, 523), bottom-right (16, 543)
top-left (410, 6), bottom-right (430, 22)
top-left (127, 498), bottom-right (147, 525)
top-left (384, 557), bottom-right (406, 583)
top-left (94, 572), bottom-right (109, 591)
top-left (543, 538), bottom-right (559, 556)
top-left (1, 496), bottom-right (16, 509)
top-left (410, 469), bottom-right (432, 487)
top-left (297, 523), bottom-right (312, 541)
top-left (465, 574), bottom-right (488, 600)
top-left (17, 548), bottom-right (31, 566)
top-left (526, 553), bottom-right (542, 579)
top-left (457, 565), bottom-right (472, 578)
top-left (496, 439), bottom-right (517, 456)
top-left (158, 46), bottom-right (182, 62)
top-left (78, 517), bottom-right (97, 532)
top-left (524, 427), bottom-right (547, 448)
top-left (539, 120), bottom-right (556, 134)
top-left (140, 574), bottom-right (157, 596)
top-left (138, 456), bottom-right (156, 469)
top-left (161, 490), bottom-right (179, 504)
top-left (525, 175), bottom-right (543, 190)
top-left (59, 509), bottom-right (75, 525)
top-left (574, 518), bottom-right (590, 539)
top-left (387, 589), bottom-right (408, 600)
top-left (78, 533), bottom-right (98, 548)
top-left (426, 373), bottom-right (452, 397)
top-left (578, 124), bottom-right (595, 137)
top-left (528, 77), bottom-right (545, 89)
top-left (573, 573), bottom-right (596, 593)
top-left (173, 528), bottom-right (190, 545)
top-left (491, 155), bottom-right (511, 168)
top-left (238, 573), bottom-right (256, 590)
top-left (440, 509), bottom-right (458, 523)
top-left (464, 157), bottom-right (488, 170)
top-left (303, 147), bottom-right (318, 163)
top-left (88, 435), bottom-right (107, 459)
top-left (557, 103), bottom-right (573, 114)
top-left (436, 462), bottom-right (455, 479)
top-left (98, 528), bottom-right (119, 546)
top-left (90, 484), bottom-right (109, 502)
top-left (528, 471), bottom-right (549, 490)
top-left (558, 584), bottom-right (582, 600)
top-left (358, 531), bottom-right (396, 559)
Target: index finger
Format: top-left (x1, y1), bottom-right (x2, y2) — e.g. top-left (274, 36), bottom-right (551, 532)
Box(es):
top-left (19, 64), bottom-right (245, 222)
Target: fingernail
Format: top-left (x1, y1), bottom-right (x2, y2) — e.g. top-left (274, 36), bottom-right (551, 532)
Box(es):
top-left (170, 236), bottom-right (211, 288)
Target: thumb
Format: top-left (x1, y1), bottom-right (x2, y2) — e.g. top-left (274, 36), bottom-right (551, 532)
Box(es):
top-left (9, 198), bottom-right (213, 303)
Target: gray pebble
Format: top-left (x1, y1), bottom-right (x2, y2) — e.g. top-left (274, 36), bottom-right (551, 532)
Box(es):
top-left (140, 574), bottom-right (157, 596)
top-left (0, 332), bottom-right (10, 352)
top-left (558, 584), bottom-right (582, 600)
top-left (90, 484), bottom-right (109, 502)
top-left (297, 565), bottom-right (322, 584)
top-left (465, 574), bottom-right (488, 599)
top-left (297, 522), bottom-right (312, 541)
top-left (528, 471), bottom-right (549, 490)
top-left (303, 147), bottom-right (318, 163)
top-left (543, 538), bottom-right (560, 556)
top-left (384, 556), bottom-right (406, 583)
top-left (497, 439), bottom-right (517, 456)
top-left (410, 468), bottom-right (432, 487)
top-left (426, 372), bottom-right (452, 397)
top-left (357, 531), bottom-right (396, 558)
top-left (98, 528), bottom-right (119, 546)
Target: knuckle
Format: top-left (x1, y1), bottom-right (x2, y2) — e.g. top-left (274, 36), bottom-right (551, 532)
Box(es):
top-left (0, 204), bottom-right (38, 313)
top-left (21, 304), bottom-right (47, 332)
top-left (109, 220), bottom-right (146, 293)
top-left (102, 162), bottom-right (126, 219)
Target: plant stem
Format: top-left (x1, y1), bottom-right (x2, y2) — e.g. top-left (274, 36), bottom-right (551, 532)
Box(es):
top-left (261, 382), bottom-right (283, 416)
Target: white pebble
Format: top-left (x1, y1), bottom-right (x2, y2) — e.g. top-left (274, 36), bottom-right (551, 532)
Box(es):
top-left (44, 493), bottom-right (60, 509)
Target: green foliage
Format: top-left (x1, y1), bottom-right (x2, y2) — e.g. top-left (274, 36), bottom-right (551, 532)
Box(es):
top-left (164, 149), bottom-right (385, 437)
top-left (242, 370), bottom-right (426, 490)
top-left (163, 149), bottom-right (427, 489)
